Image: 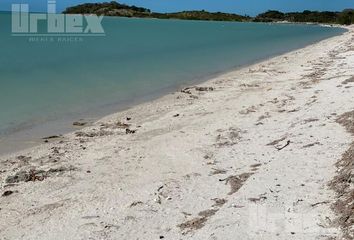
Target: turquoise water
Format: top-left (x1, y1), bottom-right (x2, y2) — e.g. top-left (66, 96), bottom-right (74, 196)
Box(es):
top-left (0, 12), bottom-right (345, 144)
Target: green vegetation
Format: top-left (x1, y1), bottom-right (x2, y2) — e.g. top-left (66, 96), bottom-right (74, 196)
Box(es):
top-left (63, 1), bottom-right (251, 22)
top-left (63, 1), bottom-right (151, 17)
top-left (338, 9), bottom-right (354, 25)
top-left (254, 9), bottom-right (354, 25)
top-left (63, 1), bottom-right (354, 25)
top-left (155, 11), bottom-right (251, 22)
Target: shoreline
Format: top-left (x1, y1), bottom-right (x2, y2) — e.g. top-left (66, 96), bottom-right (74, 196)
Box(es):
top-left (0, 24), bottom-right (347, 156)
top-left (0, 25), bottom-right (353, 239)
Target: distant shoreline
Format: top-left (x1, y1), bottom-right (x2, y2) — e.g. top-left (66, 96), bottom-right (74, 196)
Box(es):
top-left (63, 2), bottom-right (354, 25)
top-left (2, 7), bottom-right (353, 25)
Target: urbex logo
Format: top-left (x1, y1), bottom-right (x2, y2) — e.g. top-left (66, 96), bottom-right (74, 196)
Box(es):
top-left (12, 0), bottom-right (105, 37)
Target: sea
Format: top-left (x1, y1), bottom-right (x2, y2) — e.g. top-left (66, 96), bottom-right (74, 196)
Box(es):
top-left (0, 12), bottom-right (346, 153)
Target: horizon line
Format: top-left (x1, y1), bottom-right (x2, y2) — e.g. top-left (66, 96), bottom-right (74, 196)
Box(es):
top-left (0, 8), bottom-right (353, 17)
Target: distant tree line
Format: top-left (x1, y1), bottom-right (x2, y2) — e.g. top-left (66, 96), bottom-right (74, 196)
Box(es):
top-left (63, 1), bottom-right (354, 25)
top-left (152, 10), bottom-right (251, 22)
top-left (254, 10), bottom-right (354, 25)
top-left (63, 1), bottom-right (250, 21)
top-left (63, 1), bottom-right (151, 17)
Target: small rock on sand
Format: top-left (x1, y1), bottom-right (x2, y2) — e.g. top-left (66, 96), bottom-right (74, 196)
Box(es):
top-left (73, 121), bottom-right (87, 126)
top-left (2, 191), bottom-right (14, 197)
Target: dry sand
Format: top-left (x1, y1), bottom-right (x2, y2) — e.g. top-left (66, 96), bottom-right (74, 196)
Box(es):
top-left (0, 25), bottom-right (353, 240)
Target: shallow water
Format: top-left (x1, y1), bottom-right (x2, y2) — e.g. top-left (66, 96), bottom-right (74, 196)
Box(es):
top-left (0, 12), bottom-right (346, 153)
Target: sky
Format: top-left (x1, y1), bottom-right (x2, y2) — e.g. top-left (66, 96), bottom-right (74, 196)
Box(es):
top-left (1, 0), bottom-right (353, 16)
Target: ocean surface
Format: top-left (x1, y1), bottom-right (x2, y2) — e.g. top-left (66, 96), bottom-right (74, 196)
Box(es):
top-left (0, 12), bottom-right (346, 153)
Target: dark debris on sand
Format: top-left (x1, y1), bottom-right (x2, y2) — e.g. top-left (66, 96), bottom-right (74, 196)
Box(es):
top-left (2, 190), bottom-right (14, 197)
top-left (220, 172), bottom-right (254, 195)
top-left (178, 209), bottom-right (218, 233)
top-left (5, 166), bottom-right (76, 184)
top-left (329, 110), bottom-right (354, 240)
top-left (75, 130), bottom-right (113, 138)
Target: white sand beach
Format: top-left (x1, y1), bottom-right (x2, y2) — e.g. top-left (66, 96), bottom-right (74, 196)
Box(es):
top-left (0, 25), bottom-right (353, 240)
